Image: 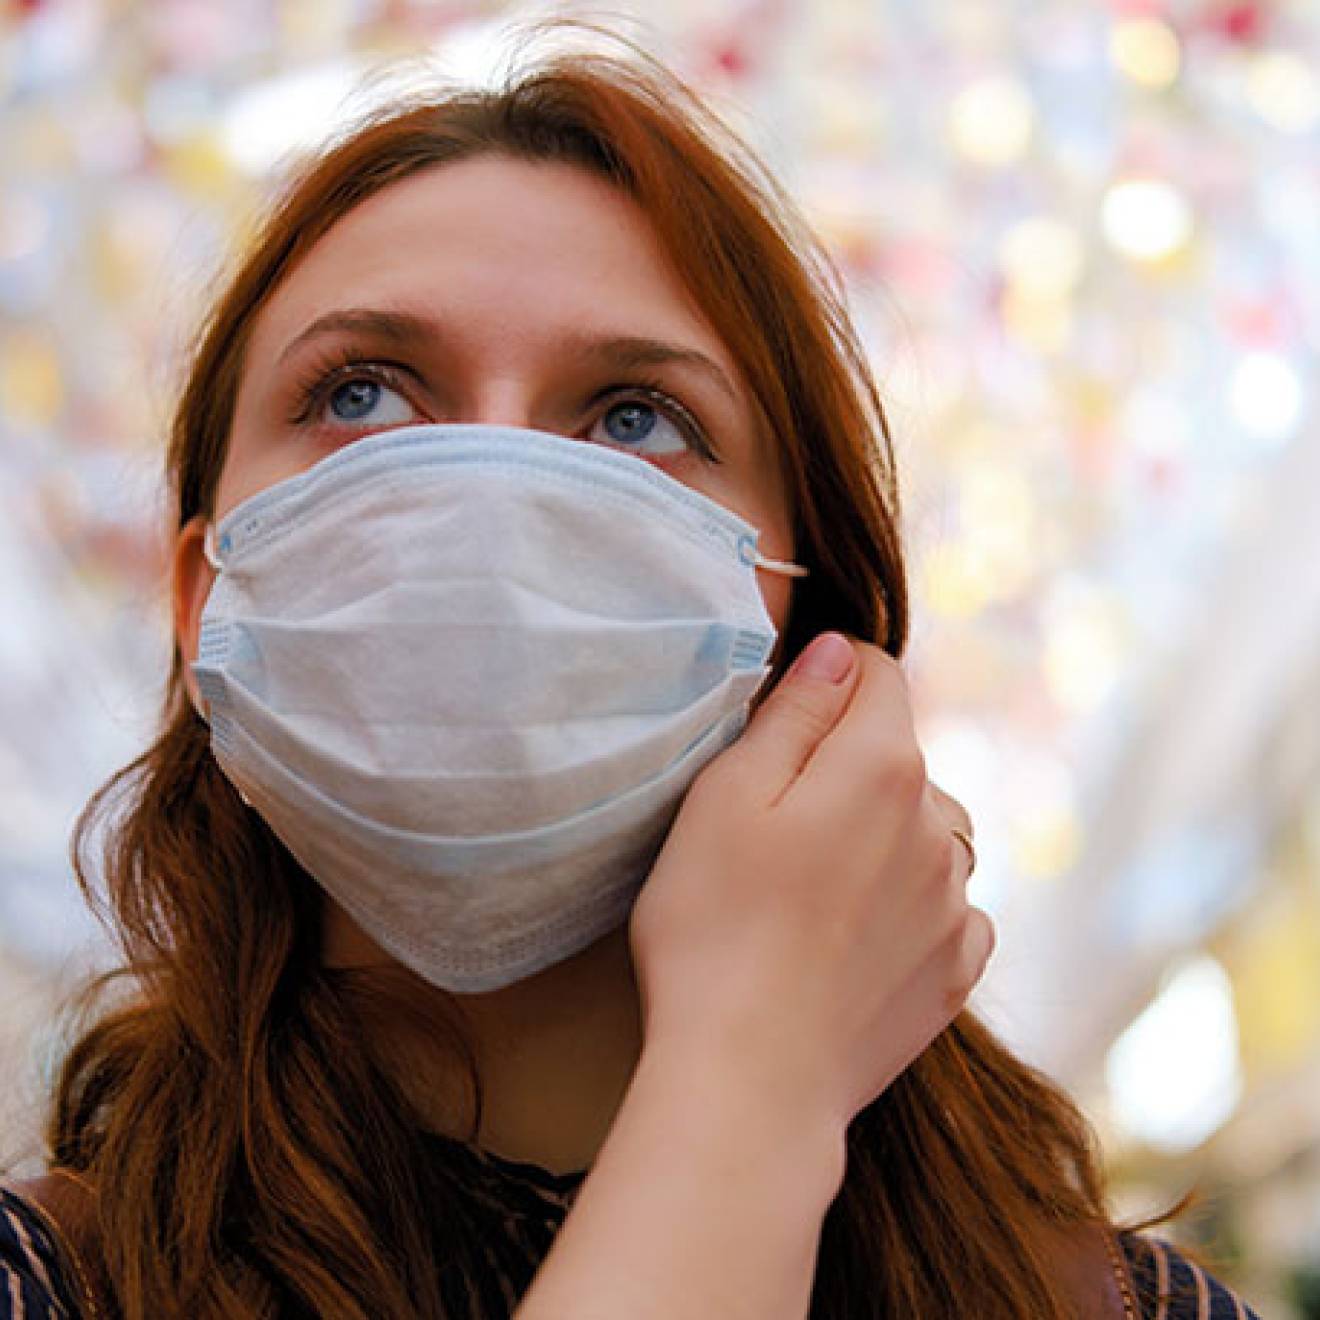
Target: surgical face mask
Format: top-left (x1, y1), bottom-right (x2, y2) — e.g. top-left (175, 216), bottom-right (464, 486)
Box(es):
top-left (193, 423), bottom-right (807, 993)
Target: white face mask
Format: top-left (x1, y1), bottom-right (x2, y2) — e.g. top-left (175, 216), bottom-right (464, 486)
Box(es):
top-left (193, 423), bottom-right (807, 993)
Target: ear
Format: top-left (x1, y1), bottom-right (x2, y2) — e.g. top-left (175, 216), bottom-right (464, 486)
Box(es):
top-left (173, 515), bottom-right (217, 715)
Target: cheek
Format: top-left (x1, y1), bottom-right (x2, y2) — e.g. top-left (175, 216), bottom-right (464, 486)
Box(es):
top-left (759, 572), bottom-right (793, 640)
top-left (213, 440), bottom-right (310, 523)
top-left (679, 472), bottom-right (795, 631)
top-left (750, 577), bottom-right (795, 714)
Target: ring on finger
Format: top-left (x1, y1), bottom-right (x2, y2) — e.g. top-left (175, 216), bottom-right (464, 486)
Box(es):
top-left (951, 827), bottom-right (977, 875)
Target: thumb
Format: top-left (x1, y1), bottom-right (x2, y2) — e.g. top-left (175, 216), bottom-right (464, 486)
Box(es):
top-left (730, 632), bottom-right (860, 797)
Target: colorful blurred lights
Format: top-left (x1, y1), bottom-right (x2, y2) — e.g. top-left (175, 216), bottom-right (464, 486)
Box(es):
top-left (1229, 352), bottom-right (1303, 444)
top-left (948, 75), bottom-right (1035, 167)
top-left (0, 333), bottom-right (64, 431)
top-left (0, 194), bottom-right (50, 264)
top-left (1014, 807), bottom-right (1082, 882)
top-left (1109, 17), bottom-right (1182, 89)
top-left (958, 464), bottom-right (1041, 600)
top-left (1105, 955), bottom-right (1243, 1154)
top-left (998, 217), bottom-right (1085, 298)
top-left (1005, 752), bottom-right (1082, 882)
top-left (1121, 389), bottom-right (1192, 463)
top-left (1001, 285), bottom-right (1074, 354)
top-left (220, 60), bottom-right (361, 174)
top-left (1246, 51), bottom-right (1320, 134)
top-left (1101, 178), bottom-right (1193, 262)
top-left (998, 216), bottom-right (1084, 352)
top-left (921, 540), bottom-right (996, 619)
top-left (1044, 589), bottom-right (1129, 714)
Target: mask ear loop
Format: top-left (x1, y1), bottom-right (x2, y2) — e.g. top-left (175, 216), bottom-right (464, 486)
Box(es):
top-left (737, 531), bottom-right (809, 579)
top-left (203, 524), bottom-right (224, 572)
top-left (753, 553), bottom-right (809, 579)
top-left (188, 523), bottom-right (223, 722)
top-left (194, 523), bottom-right (254, 809)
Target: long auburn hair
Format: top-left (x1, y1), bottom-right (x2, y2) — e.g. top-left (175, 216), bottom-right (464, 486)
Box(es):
top-left (47, 36), bottom-right (1128, 1319)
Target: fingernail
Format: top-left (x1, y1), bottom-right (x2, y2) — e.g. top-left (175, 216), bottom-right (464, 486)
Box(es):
top-left (791, 632), bottom-right (854, 683)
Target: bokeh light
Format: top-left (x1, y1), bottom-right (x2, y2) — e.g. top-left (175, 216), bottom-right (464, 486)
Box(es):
top-left (1110, 17), bottom-right (1182, 90)
top-left (1101, 178), bottom-right (1194, 262)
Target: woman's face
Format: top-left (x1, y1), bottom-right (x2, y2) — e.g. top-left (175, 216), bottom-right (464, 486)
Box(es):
top-left (172, 154), bottom-right (801, 975)
top-left (175, 155), bottom-right (797, 686)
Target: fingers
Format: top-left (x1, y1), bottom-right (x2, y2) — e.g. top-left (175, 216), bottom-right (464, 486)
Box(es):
top-left (959, 906), bottom-right (997, 1002)
top-left (722, 633), bottom-right (863, 802)
top-left (928, 781), bottom-right (972, 837)
top-left (784, 649), bottom-right (981, 888)
top-left (931, 784), bottom-right (977, 885)
top-left (784, 643), bottom-right (921, 810)
top-left (949, 827), bottom-right (977, 883)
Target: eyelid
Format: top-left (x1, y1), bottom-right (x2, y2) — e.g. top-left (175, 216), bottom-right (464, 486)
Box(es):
top-left (288, 350), bottom-right (721, 463)
top-left (288, 356), bottom-right (425, 428)
top-left (592, 382), bottom-right (720, 463)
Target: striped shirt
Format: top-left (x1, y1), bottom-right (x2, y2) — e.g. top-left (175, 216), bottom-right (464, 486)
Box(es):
top-left (2, 1186), bottom-right (80, 1319)
top-left (1, 1150), bottom-right (1262, 1318)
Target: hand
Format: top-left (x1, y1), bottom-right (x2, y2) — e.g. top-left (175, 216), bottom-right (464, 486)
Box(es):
top-left (629, 632), bottom-right (994, 1134)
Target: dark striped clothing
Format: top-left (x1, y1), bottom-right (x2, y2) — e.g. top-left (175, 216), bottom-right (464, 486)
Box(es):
top-left (2, 1150), bottom-right (1261, 1318)
top-left (1123, 1233), bottom-right (1260, 1320)
top-left (2, 1185), bottom-right (78, 1319)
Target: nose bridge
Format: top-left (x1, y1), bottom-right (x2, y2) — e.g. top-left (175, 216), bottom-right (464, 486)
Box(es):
top-left (467, 375), bottom-right (540, 431)
top-left (451, 319), bottom-right (570, 432)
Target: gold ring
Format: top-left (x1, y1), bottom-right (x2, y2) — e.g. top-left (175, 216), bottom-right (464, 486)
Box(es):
top-left (951, 827), bottom-right (977, 875)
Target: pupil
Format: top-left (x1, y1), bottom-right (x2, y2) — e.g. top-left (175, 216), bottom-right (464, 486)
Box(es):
top-left (331, 379), bottom-right (379, 420)
top-left (605, 402), bottom-right (656, 445)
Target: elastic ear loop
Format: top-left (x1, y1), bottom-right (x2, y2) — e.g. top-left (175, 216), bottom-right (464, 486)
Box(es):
top-left (187, 526), bottom-right (220, 727)
top-left (753, 554), bottom-right (809, 579)
top-left (195, 525), bottom-right (258, 811)
top-left (203, 523), bottom-right (224, 572)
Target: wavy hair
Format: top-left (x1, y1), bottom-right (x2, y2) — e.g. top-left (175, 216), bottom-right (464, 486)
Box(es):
top-left (49, 34), bottom-right (1132, 1318)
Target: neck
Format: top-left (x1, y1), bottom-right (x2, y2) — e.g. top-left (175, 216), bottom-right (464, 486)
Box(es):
top-left (456, 926), bottom-right (643, 1175)
top-left (324, 909), bottom-right (643, 1177)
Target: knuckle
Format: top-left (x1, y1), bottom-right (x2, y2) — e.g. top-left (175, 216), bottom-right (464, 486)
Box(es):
top-left (934, 877), bottom-right (974, 946)
top-left (929, 828), bottom-right (957, 885)
top-left (857, 641), bottom-right (902, 676)
top-left (862, 646), bottom-right (914, 705)
top-left (956, 949), bottom-right (982, 993)
top-left (930, 781), bottom-right (973, 835)
top-left (872, 746), bottom-right (927, 803)
top-left (911, 822), bottom-right (956, 900)
top-left (952, 912), bottom-right (994, 992)
top-left (940, 897), bottom-right (971, 954)
top-left (941, 978), bottom-right (972, 1021)
top-left (971, 908), bottom-right (997, 969)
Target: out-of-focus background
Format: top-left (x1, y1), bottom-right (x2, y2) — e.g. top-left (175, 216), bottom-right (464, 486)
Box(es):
top-left (1, 0), bottom-right (1317, 1310)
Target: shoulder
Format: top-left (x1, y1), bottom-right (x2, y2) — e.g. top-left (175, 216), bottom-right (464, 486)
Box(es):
top-left (0, 1185), bottom-right (82, 1318)
top-left (1120, 1232), bottom-right (1262, 1319)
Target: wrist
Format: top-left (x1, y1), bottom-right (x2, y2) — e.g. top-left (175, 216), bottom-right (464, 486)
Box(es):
top-left (630, 1035), bottom-right (848, 1209)
top-left (517, 1036), bottom-right (846, 1319)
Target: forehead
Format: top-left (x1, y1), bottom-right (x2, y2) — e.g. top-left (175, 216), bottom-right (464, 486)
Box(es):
top-left (245, 154), bottom-right (729, 364)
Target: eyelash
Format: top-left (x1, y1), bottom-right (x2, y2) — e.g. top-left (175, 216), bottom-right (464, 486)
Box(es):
top-left (286, 348), bottom-right (410, 428)
top-left (285, 350), bottom-right (721, 463)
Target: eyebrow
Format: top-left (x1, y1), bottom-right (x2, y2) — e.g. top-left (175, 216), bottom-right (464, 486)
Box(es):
top-left (276, 307), bottom-right (741, 406)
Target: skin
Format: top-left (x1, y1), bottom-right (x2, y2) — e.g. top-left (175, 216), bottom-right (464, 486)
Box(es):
top-left (172, 156), bottom-right (804, 1174)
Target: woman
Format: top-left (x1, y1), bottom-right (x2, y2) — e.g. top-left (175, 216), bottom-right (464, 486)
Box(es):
top-left (1, 37), bottom-right (1258, 1320)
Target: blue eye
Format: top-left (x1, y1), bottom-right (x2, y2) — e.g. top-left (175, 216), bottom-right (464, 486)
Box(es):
top-left (589, 398), bottom-right (688, 457)
top-left (330, 379), bottom-right (381, 420)
top-left (324, 374), bottom-right (411, 425)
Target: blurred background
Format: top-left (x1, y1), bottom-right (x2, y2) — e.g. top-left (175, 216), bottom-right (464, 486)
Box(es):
top-left (1, 0), bottom-right (1317, 1311)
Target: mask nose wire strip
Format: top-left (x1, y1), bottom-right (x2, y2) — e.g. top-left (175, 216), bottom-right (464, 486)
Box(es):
top-left (202, 521), bottom-right (804, 578)
top-left (754, 553), bottom-right (810, 578)
top-left (203, 524), bottom-right (224, 572)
